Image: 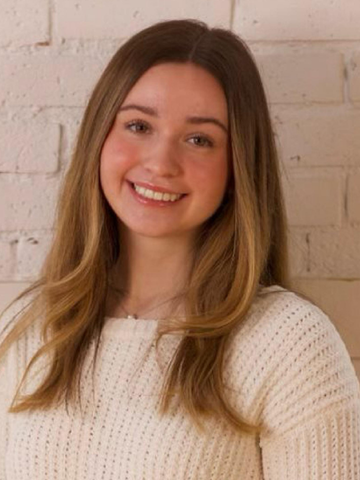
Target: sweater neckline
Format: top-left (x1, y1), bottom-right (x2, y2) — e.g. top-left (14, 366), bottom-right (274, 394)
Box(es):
top-left (102, 316), bottom-right (159, 338)
top-left (102, 285), bottom-right (286, 338)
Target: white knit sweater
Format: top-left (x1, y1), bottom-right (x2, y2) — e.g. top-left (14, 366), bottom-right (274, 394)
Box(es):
top-left (0, 286), bottom-right (359, 479)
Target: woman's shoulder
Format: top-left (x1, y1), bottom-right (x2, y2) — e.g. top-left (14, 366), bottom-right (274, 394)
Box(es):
top-left (239, 284), bottom-right (340, 344)
top-left (225, 284), bottom-right (334, 380)
top-left (231, 284), bottom-right (354, 372)
top-left (225, 285), bottom-right (360, 435)
top-left (226, 284), bottom-right (337, 372)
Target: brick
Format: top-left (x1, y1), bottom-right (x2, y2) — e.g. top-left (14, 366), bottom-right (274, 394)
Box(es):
top-left (0, 177), bottom-right (59, 230)
top-left (0, 122), bottom-right (60, 173)
top-left (349, 53), bottom-right (360, 102)
top-left (348, 172), bottom-right (360, 223)
top-left (282, 170), bottom-right (343, 226)
top-left (0, 0), bottom-right (48, 47)
top-left (288, 228), bottom-right (309, 277)
top-left (257, 53), bottom-right (343, 104)
top-left (0, 240), bottom-right (14, 279)
top-left (292, 278), bottom-right (360, 357)
top-left (233, 0), bottom-right (360, 41)
top-left (274, 109), bottom-right (360, 167)
top-left (307, 227), bottom-right (360, 277)
top-left (15, 231), bottom-right (54, 281)
top-left (0, 282), bottom-right (30, 313)
top-left (62, 118), bottom-right (82, 169)
top-left (56, 0), bottom-right (231, 40)
top-left (0, 55), bottom-right (104, 107)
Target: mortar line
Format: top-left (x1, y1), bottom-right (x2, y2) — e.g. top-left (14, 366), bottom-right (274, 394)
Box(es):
top-left (229, 0), bottom-right (236, 30)
top-left (49, 0), bottom-right (54, 45)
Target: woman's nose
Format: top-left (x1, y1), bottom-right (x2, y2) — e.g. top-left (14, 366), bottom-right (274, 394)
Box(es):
top-left (142, 140), bottom-right (182, 177)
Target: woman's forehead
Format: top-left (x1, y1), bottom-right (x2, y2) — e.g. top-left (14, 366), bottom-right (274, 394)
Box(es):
top-left (121, 62), bottom-right (228, 124)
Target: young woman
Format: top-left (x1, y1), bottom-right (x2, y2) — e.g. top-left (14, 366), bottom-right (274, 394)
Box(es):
top-left (0, 19), bottom-right (359, 480)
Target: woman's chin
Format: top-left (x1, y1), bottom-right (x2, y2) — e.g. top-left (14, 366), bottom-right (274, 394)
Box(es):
top-left (120, 222), bottom-right (195, 242)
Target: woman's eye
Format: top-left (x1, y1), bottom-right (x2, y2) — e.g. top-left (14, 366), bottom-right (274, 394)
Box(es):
top-left (189, 135), bottom-right (213, 148)
top-left (125, 120), bottom-right (150, 134)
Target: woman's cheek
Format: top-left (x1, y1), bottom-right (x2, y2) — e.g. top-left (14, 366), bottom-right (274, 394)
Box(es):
top-left (189, 157), bottom-right (227, 184)
top-left (102, 135), bottom-right (139, 173)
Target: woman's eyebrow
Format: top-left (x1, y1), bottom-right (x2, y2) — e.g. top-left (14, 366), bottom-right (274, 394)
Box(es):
top-left (119, 104), bottom-right (157, 116)
top-left (186, 116), bottom-right (228, 134)
top-left (118, 104), bottom-right (228, 134)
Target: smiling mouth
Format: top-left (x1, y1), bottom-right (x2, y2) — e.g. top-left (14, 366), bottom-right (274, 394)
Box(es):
top-left (130, 182), bottom-right (186, 202)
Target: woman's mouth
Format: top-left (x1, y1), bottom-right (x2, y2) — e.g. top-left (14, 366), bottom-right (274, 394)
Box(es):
top-left (128, 181), bottom-right (187, 205)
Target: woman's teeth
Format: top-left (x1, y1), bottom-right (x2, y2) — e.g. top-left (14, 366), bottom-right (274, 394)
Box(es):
top-left (133, 183), bottom-right (182, 202)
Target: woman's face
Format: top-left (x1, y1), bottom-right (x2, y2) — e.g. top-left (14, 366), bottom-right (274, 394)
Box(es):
top-left (100, 62), bottom-right (229, 242)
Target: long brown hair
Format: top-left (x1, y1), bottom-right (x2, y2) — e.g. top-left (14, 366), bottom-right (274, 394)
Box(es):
top-left (0, 19), bottom-right (292, 435)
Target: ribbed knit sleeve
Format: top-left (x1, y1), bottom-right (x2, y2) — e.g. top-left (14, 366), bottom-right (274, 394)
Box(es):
top-left (257, 295), bottom-right (360, 479)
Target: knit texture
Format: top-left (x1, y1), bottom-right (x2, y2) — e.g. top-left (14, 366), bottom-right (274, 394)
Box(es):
top-left (0, 286), bottom-right (359, 479)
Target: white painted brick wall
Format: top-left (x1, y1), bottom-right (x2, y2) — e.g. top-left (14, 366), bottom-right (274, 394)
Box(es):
top-left (287, 228), bottom-right (309, 277)
top-left (233, 0), bottom-right (360, 41)
top-left (307, 227), bottom-right (360, 277)
top-left (0, 121), bottom-right (60, 173)
top-left (0, 54), bottom-right (105, 107)
top-left (0, 0), bottom-right (49, 47)
top-left (0, 0), bottom-right (359, 370)
top-left (349, 53), bottom-right (360, 102)
top-left (348, 171), bottom-right (360, 223)
top-left (55, 0), bottom-right (231, 40)
top-left (282, 170), bottom-right (344, 226)
top-left (274, 108), bottom-right (360, 167)
top-left (0, 176), bottom-right (59, 230)
top-left (15, 231), bottom-right (54, 281)
top-left (257, 52), bottom-right (344, 104)
top-left (0, 239), bottom-right (14, 278)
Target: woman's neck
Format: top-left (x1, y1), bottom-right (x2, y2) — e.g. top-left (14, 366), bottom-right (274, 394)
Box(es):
top-left (106, 231), bottom-right (194, 319)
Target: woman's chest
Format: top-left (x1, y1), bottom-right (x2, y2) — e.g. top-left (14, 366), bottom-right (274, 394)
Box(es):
top-left (6, 390), bottom-right (262, 480)
top-left (6, 336), bottom-right (263, 479)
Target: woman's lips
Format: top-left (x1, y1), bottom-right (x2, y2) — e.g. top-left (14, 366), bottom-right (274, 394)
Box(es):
top-left (126, 180), bottom-right (187, 206)
top-left (127, 179), bottom-right (186, 195)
